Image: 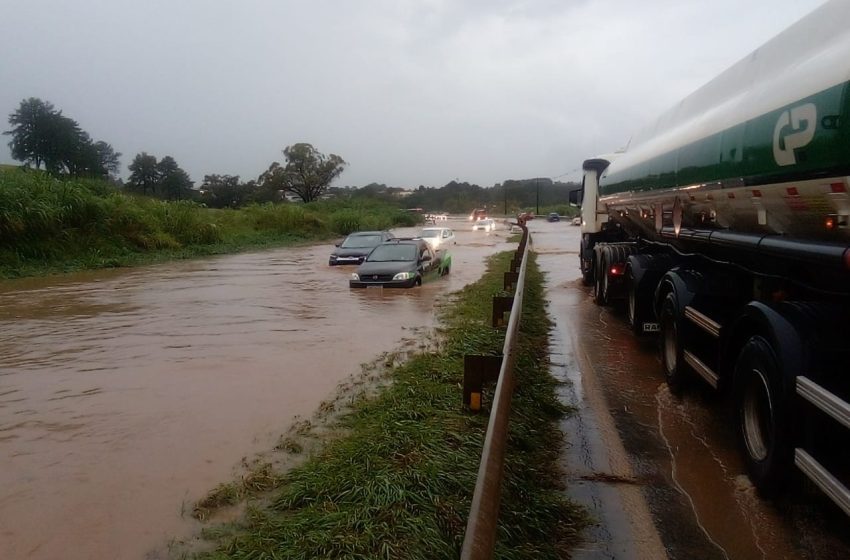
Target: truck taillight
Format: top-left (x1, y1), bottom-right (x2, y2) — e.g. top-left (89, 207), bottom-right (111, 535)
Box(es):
top-left (609, 264), bottom-right (625, 276)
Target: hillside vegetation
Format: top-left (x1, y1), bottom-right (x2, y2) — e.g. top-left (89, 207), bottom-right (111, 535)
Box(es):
top-left (0, 169), bottom-right (419, 279)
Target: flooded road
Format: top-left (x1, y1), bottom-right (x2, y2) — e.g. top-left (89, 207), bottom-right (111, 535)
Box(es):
top-left (0, 219), bottom-right (511, 559)
top-left (532, 220), bottom-right (850, 559)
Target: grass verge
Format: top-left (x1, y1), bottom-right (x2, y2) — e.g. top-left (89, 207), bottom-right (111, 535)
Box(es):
top-left (185, 251), bottom-right (587, 559)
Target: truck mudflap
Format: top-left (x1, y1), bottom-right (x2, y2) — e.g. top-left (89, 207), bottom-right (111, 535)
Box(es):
top-left (626, 252), bottom-right (674, 335)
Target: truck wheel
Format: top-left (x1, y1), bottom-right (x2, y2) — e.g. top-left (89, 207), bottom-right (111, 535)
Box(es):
top-left (580, 237), bottom-right (594, 286)
top-left (582, 256), bottom-right (594, 286)
top-left (733, 336), bottom-right (792, 496)
top-left (593, 250), bottom-right (609, 305)
top-left (627, 268), bottom-right (647, 335)
top-left (659, 291), bottom-right (687, 390)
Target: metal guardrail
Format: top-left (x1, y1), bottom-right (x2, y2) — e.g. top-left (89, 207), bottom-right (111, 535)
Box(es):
top-left (460, 223), bottom-right (530, 560)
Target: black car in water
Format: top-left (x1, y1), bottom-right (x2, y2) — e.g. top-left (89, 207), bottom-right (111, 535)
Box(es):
top-left (350, 239), bottom-right (451, 288)
top-left (329, 231), bottom-right (395, 265)
top-left (547, 212), bottom-right (560, 222)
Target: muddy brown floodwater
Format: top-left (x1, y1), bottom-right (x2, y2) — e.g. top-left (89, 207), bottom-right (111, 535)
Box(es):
top-left (0, 219), bottom-right (512, 560)
top-left (531, 219), bottom-right (850, 560)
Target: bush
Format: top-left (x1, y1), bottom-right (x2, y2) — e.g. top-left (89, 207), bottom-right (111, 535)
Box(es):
top-left (243, 204), bottom-right (325, 236)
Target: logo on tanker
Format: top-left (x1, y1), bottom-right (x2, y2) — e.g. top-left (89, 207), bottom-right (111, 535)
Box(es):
top-left (773, 103), bottom-right (816, 166)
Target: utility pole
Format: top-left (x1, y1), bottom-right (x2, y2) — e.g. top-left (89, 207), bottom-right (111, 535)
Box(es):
top-left (503, 183), bottom-right (507, 216)
top-left (535, 177), bottom-right (540, 215)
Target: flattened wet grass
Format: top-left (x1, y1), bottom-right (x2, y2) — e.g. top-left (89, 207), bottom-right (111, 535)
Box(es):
top-left (190, 251), bottom-right (587, 559)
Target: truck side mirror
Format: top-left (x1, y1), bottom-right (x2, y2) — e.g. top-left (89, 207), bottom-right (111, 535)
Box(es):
top-left (568, 188), bottom-right (583, 208)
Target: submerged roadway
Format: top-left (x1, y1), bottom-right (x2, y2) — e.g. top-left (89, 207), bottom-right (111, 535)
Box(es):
top-left (1, 217), bottom-right (847, 559)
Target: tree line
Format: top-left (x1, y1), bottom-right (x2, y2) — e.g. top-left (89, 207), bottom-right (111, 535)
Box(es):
top-left (5, 97), bottom-right (578, 212)
top-left (4, 98), bottom-right (348, 207)
top-left (4, 98), bottom-right (121, 180)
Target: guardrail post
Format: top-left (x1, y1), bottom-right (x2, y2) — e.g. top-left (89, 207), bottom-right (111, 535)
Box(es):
top-left (463, 355), bottom-right (503, 411)
top-left (492, 296), bottom-right (513, 327)
top-left (504, 271), bottom-right (519, 290)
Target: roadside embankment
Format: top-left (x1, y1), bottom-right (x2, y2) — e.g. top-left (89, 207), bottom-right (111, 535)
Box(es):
top-left (0, 169), bottom-right (418, 279)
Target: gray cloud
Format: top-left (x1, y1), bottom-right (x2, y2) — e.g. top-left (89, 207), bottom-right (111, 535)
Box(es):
top-left (0, 0), bottom-right (827, 187)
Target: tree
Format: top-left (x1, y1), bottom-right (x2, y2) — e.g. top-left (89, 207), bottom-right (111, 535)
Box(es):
top-left (92, 141), bottom-right (122, 179)
top-left (259, 143), bottom-right (346, 203)
top-left (45, 114), bottom-right (84, 175)
top-left (200, 174), bottom-right (248, 208)
top-left (156, 156), bottom-right (193, 200)
top-left (5, 97), bottom-right (121, 179)
top-left (4, 97), bottom-right (58, 170)
top-left (127, 152), bottom-right (159, 195)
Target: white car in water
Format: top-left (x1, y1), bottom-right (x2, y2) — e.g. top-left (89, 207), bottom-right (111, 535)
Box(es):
top-left (418, 227), bottom-right (455, 249)
top-left (471, 218), bottom-right (496, 232)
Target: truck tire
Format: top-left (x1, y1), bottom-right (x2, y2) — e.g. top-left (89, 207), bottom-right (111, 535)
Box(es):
top-left (733, 336), bottom-right (792, 496)
top-left (582, 258), bottom-right (594, 286)
top-left (581, 239), bottom-right (594, 286)
top-left (593, 249), bottom-right (609, 305)
top-left (627, 267), bottom-right (648, 335)
top-left (659, 291), bottom-right (687, 390)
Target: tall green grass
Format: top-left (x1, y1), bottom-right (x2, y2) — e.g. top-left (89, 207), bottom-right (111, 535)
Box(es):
top-left (0, 169), bottom-right (420, 278)
top-left (186, 252), bottom-right (587, 559)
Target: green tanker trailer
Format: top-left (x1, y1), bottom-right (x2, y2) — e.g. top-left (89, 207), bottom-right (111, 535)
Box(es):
top-left (573, 0), bottom-right (850, 515)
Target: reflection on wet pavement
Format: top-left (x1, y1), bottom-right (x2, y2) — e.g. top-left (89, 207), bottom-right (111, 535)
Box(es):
top-left (0, 219), bottom-right (512, 559)
top-left (532, 220), bottom-right (849, 560)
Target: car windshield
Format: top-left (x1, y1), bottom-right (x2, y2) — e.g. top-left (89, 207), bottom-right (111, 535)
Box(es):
top-left (341, 234), bottom-right (383, 248)
top-left (367, 244), bottom-right (418, 262)
top-left (420, 230), bottom-right (440, 238)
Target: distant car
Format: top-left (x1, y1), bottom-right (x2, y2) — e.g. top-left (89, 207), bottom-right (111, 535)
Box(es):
top-left (472, 218), bottom-right (496, 232)
top-left (329, 231), bottom-right (395, 265)
top-left (468, 208), bottom-right (488, 221)
top-left (547, 213), bottom-right (560, 222)
top-left (350, 239), bottom-right (451, 288)
top-left (518, 211), bottom-right (535, 221)
top-left (418, 227), bottom-right (455, 250)
top-left (571, 217), bottom-right (582, 226)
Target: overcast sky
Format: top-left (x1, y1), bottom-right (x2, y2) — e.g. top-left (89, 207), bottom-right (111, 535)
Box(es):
top-left (0, 0), bottom-right (828, 188)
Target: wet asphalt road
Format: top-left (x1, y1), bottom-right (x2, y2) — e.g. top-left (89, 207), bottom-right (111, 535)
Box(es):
top-left (530, 219), bottom-right (850, 560)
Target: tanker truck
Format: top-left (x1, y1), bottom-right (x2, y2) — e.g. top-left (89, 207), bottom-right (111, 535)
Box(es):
top-left (572, 0), bottom-right (850, 515)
